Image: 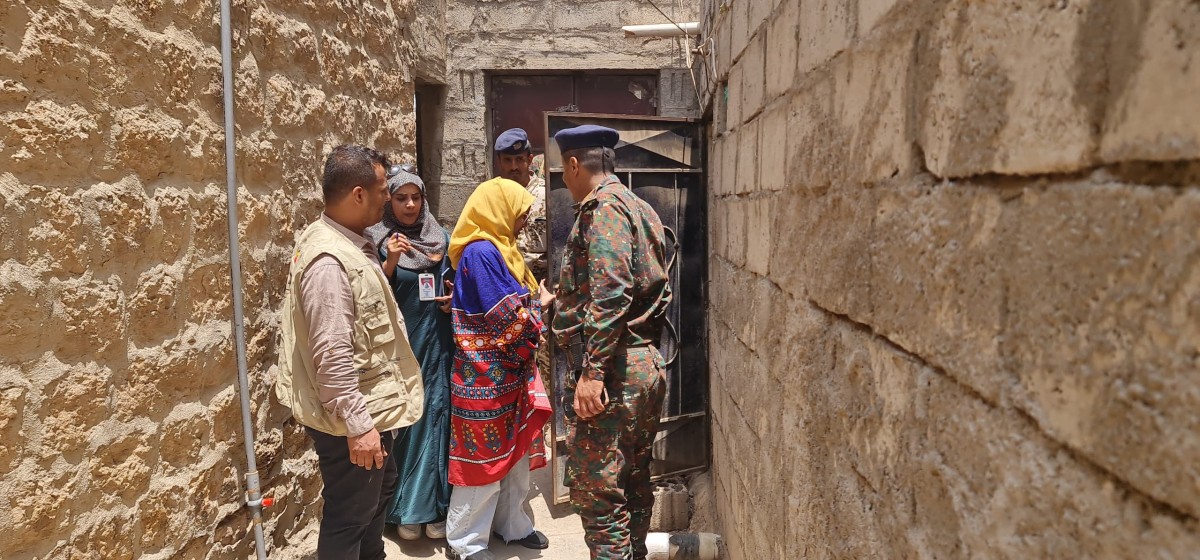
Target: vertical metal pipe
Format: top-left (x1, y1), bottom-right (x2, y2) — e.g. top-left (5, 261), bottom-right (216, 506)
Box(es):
top-left (219, 1), bottom-right (269, 558)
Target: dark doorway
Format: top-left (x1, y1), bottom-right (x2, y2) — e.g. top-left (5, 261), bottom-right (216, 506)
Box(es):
top-left (415, 83), bottom-right (446, 220)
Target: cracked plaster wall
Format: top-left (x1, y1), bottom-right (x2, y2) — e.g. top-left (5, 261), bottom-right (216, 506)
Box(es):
top-left (0, 1), bottom-right (422, 558)
top-left (701, 0), bottom-right (1200, 558)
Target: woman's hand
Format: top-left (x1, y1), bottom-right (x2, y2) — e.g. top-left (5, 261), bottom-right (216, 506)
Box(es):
top-left (382, 233), bottom-right (413, 277)
top-left (436, 279), bottom-right (454, 313)
top-left (386, 233), bottom-right (413, 259)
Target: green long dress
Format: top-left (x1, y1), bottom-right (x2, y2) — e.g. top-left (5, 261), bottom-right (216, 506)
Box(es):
top-left (381, 244), bottom-right (454, 526)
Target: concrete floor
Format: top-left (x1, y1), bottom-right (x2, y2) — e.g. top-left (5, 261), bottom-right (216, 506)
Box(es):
top-left (381, 463), bottom-right (591, 560)
top-left (271, 462), bottom-right (727, 560)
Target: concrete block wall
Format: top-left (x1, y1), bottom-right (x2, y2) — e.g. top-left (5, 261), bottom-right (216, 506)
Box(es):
top-left (0, 1), bottom-right (422, 558)
top-left (703, 0), bottom-right (1200, 557)
top-left (437, 0), bottom-right (700, 223)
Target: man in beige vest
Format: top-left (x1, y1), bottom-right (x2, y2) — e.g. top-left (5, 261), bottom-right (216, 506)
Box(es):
top-left (276, 144), bottom-right (425, 559)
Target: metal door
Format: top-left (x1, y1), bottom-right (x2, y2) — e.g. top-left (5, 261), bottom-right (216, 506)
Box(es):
top-left (489, 74), bottom-right (659, 156)
top-left (543, 112), bottom-right (708, 504)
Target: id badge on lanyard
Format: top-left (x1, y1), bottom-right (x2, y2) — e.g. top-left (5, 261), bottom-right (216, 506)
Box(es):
top-left (418, 273), bottom-right (436, 301)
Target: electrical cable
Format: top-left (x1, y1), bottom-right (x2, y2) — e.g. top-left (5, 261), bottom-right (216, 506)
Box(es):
top-left (644, 0), bottom-right (705, 109)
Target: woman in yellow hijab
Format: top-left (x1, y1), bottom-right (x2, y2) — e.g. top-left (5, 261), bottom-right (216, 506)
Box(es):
top-left (448, 178), bottom-right (539, 293)
top-left (444, 178), bottom-right (552, 558)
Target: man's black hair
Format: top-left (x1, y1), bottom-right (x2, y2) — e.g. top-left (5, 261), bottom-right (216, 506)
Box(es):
top-left (322, 144), bottom-right (391, 203)
top-left (564, 146), bottom-right (615, 175)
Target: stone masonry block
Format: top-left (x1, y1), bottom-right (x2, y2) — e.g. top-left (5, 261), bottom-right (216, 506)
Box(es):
top-left (758, 100), bottom-right (788, 192)
top-left (744, 196), bottom-right (775, 277)
top-left (765, 0), bottom-right (799, 101)
top-left (710, 201), bottom-right (730, 263)
top-left (768, 186), bottom-right (875, 317)
top-left (457, 0), bottom-right (557, 32)
top-left (586, 0), bottom-right (701, 27)
top-left (726, 63), bottom-right (744, 132)
top-left (731, 0), bottom-right (751, 63)
top-left (712, 78), bottom-right (729, 134)
top-left (718, 306), bottom-right (1200, 559)
top-left (411, 4), bottom-right (448, 82)
top-left (0, 100), bottom-right (100, 176)
top-left (735, 118), bottom-right (759, 195)
top-left (866, 180), bottom-right (1011, 402)
top-left (445, 1), bottom-right (476, 32)
top-left (739, 32), bottom-right (766, 122)
top-left (919, 362), bottom-right (1199, 559)
top-left (732, 272), bottom-right (770, 352)
top-left (786, 71), bottom-right (841, 191)
top-left (1002, 182), bottom-right (1200, 519)
top-left (748, 0), bottom-right (773, 39)
top-left (113, 107), bottom-right (186, 181)
top-left (758, 295), bottom-right (835, 398)
top-left (716, 9), bottom-right (734, 81)
top-left (0, 261), bottom-right (51, 359)
top-left (834, 31), bottom-right (918, 185)
top-left (917, 0), bottom-right (1098, 178)
top-left (725, 198), bottom-right (748, 268)
top-left (798, 0), bottom-right (855, 76)
top-left (858, 0), bottom-right (908, 37)
top-left (858, 177), bottom-right (1200, 521)
top-left (709, 135), bottom-right (726, 198)
top-left (720, 128), bottom-right (739, 197)
top-left (659, 69), bottom-right (699, 118)
top-left (1099, 0), bottom-right (1200, 163)
top-left (708, 198), bottom-right (728, 262)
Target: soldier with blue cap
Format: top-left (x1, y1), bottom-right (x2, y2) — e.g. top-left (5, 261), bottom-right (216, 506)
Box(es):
top-left (547, 125), bottom-right (673, 560)
top-left (492, 128), bottom-right (548, 280)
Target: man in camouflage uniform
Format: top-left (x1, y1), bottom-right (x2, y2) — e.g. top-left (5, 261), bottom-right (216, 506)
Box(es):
top-left (493, 128), bottom-right (548, 279)
top-left (492, 128), bottom-right (553, 390)
top-left (548, 125), bottom-right (672, 560)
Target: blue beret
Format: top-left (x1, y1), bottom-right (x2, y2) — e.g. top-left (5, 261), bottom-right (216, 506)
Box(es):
top-left (494, 128), bottom-right (530, 154)
top-left (554, 125), bottom-right (620, 153)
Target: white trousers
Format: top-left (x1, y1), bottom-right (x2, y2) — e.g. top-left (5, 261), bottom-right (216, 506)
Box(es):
top-left (446, 453), bottom-right (534, 556)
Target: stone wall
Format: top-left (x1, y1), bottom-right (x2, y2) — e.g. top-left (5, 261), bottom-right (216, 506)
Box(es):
top-left (0, 1), bottom-right (423, 558)
top-left (435, 0), bottom-right (700, 223)
top-left (409, 0), bottom-right (448, 85)
top-left (702, 0), bottom-right (1200, 558)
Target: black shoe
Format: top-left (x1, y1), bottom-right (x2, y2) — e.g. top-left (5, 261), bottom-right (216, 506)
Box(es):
top-left (494, 529), bottom-right (550, 550)
top-left (446, 550), bottom-right (495, 560)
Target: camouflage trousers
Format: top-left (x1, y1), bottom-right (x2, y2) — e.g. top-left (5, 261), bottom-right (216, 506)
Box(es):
top-left (536, 336), bottom-right (552, 396)
top-left (565, 347), bottom-right (666, 560)
top-left (536, 339), bottom-right (553, 442)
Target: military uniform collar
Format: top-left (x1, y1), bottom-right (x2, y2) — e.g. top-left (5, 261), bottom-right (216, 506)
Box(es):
top-left (573, 174), bottom-right (622, 212)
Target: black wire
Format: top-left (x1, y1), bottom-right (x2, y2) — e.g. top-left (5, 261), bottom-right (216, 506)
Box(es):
top-left (644, 0), bottom-right (690, 36)
top-left (660, 225), bottom-right (681, 366)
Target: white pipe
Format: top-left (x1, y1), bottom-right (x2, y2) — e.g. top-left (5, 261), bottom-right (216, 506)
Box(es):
top-left (219, 1), bottom-right (269, 559)
top-left (646, 532), bottom-right (722, 560)
top-left (623, 22), bottom-right (700, 37)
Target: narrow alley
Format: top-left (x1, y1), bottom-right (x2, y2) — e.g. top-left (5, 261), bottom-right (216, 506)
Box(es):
top-left (2, 0), bottom-right (1199, 559)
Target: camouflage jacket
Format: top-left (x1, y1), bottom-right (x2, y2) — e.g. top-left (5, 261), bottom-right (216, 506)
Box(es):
top-left (552, 175), bottom-right (672, 382)
top-left (516, 174), bottom-right (548, 280)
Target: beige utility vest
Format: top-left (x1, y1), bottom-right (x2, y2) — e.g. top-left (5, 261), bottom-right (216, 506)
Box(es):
top-left (275, 218), bottom-right (424, 436)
